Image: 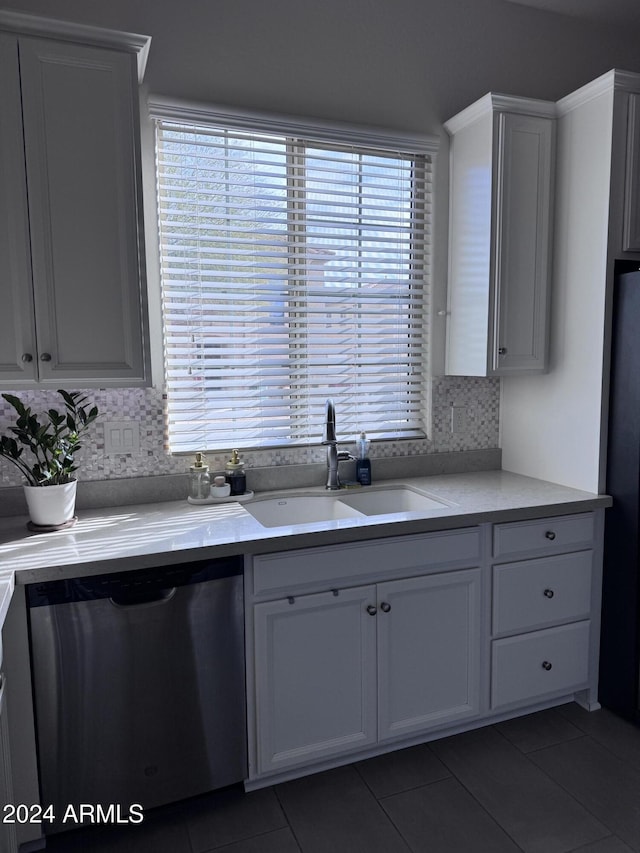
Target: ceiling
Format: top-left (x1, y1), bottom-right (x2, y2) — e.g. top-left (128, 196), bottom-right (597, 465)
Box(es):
top-left (503, 0), bottom-right (640, 28)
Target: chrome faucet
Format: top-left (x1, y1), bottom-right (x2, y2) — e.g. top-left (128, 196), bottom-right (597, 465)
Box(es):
top-left (322, 399), bottom-right (354, 490)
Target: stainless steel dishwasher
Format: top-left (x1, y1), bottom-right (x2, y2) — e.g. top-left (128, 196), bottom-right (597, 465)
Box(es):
top-left (27, 556), bottom-right (246, 830)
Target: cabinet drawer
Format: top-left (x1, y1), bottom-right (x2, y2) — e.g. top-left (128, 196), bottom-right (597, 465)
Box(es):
top-left (491, 621), bottom-right (590, 709)
top-left (492, 550), bottom-right (592, 635)
top-left (252, 527), bottom-right (481, 596)
top-left (493, 513), bottom-right (595, 560)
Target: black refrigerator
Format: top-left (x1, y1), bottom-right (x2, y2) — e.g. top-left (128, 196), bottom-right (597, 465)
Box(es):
top-left (600, 262), bottom-right (640, 724)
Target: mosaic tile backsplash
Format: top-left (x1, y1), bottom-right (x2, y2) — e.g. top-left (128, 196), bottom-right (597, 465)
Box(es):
top-left (0, 377), bottom-right (500, 487)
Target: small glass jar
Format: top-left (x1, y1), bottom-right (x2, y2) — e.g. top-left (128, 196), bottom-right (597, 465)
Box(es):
top-left (189, 452), bottom-right (211, 500)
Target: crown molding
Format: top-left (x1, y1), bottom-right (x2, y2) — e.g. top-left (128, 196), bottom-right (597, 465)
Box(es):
top-left (0, 9), bottom-right (151, 81)
top-left (148, 95), bottom-right (440, 156)
top-left (611, 69), bottom-right (640, 93)
top-left (445, 69), bottom-right (640, 132)
top-left (556, 70), bottom-right (617, 116)
top-left (444, 93), bottom-right (556, 134)
top-left (555, 69), bottom-right (640, 116)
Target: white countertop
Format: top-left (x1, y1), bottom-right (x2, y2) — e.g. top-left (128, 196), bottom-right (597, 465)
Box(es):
top-left (0, 471), bottom-right (611, 589)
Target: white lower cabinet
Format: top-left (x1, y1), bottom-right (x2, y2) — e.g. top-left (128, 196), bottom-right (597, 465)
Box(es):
top-left (251, 560), bottom-right (482, 777)
top-left (491, 621), bottom-right (590, 709)
top-left (248, 510), bottom-right (603, 786)
top-left (253, 586), bottom-right (378, 774)
top-left (376, 571), bottom-right (481, 741)
top-left (489, 512), bottom-right (600, 713)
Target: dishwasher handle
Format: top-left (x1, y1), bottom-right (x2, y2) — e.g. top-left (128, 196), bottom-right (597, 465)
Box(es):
top-left (109, 587), bottom-right (177, 608)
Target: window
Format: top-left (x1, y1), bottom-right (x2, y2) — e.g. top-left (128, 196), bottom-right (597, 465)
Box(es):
top-left (153, 105), bottom-right (435, 452)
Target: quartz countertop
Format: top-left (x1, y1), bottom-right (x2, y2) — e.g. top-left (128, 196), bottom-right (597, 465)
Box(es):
top-left (0, 470), bottom-right (611, 589)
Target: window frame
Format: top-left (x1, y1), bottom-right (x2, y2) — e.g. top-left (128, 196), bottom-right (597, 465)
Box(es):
top-left (149, 97), bottom-right (439, 454)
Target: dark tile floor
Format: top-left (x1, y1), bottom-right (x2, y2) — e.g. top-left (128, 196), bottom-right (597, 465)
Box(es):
top-left (43, 703), bottom-right (640, 853)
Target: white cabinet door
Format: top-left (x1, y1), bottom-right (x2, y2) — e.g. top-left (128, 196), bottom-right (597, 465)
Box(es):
top-left (253, 586), bottom-right (377, 775)
top-left (491, 113), bottom-right (554, 373)
top-left (0, 34), bottom-right (37, 385)
top-left (377, 569), bottom-right (482, 741)
top-left (623, 92), bottom-right (640, 251)
top-left (17, 36), bottom-right (147, 387)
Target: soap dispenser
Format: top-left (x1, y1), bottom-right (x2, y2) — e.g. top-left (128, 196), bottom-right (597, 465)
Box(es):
top-left (225, 449), bottom-right (247, 496)
top-left (189, 452), bottom-right (211, 500)
top-left (356, 432), bottom-right (372, 485)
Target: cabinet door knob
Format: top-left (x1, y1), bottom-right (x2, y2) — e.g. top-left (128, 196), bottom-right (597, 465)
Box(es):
top-left (545, 530), bottom-right (556, 541)
top-left (498, 347), bottom-right (507, 355)
top-left (366, 604), bottom-right (377, 616)
top-left (543, 588), bottom-right (555, 599)
top-left (40, 352), bottom-right (52, 362)
top-left (380, 602), bottom-right (391, 613)
top-left (21, 353), bottom-right (33, 363)
top-left (542, 661), bottom-right (553, 671)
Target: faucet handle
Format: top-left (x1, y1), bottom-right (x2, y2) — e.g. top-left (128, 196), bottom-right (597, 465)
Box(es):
top-left (322, 399), bottom-right (337, 443)
top-left (337, 451), bottom-right (356, 462)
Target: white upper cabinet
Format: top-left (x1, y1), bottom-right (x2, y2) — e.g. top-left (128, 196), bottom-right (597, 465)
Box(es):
top-left (0, 34), bottom-right (36, 387)
top-left (622, 91), bottom-right (640, 252)
top-left (0, 13), bottom-right (151, 388)
top-left (445, 95), bottom-right (556, 376)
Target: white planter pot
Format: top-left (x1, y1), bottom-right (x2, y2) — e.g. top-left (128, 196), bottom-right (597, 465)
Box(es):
top-left (23, 481), bottom-right (77, 527)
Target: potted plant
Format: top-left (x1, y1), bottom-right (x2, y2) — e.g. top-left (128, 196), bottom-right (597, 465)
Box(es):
top-left (0, 390), bottom-right (99, 529)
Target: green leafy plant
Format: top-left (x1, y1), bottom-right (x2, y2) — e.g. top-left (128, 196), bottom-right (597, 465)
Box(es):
top-left (0, 390), bottom-right (99, 487)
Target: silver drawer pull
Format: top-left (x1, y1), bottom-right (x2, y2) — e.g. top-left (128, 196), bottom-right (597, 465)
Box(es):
top-left (542, 661), bottom-right (553, 671)
top-left (543, 589), bottom-right (555, 599)
top-left (545, 530), bottom-right (556, 541)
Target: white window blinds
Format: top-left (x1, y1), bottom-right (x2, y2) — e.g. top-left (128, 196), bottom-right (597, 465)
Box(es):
top-left (154, 112), bottom-right (433, 452)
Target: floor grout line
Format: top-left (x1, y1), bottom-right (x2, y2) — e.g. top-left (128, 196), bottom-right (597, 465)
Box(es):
top-left (272, 784), bottom-right (304, 853)
top-left (45, 708), bottom-right (640, 853)
top-left (514, 733), bottom-right (619, 848)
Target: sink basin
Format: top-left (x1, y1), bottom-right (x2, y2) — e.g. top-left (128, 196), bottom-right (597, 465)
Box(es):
top-left (338, 487), bottom-right (448, 516)
top-left (244, 496), bottom-right (364, 528)
top-left (244, 486), bottom-right (450, 528)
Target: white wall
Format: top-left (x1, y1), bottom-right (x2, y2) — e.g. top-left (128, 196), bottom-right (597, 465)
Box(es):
top-left (500, 80), bottom-right (615, 492)
top-left (12, 0), bottom-right (640, 372)
top-left (10, 0), bottom-right (640, 130)
top-left (7, 0), bottom-right (640, 486)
